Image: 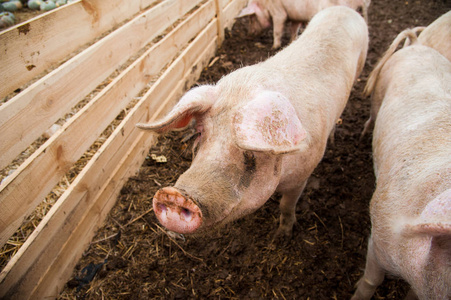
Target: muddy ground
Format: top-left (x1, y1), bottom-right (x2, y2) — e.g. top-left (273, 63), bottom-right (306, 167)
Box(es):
top-left (60, 1), bottom-right (450, 299)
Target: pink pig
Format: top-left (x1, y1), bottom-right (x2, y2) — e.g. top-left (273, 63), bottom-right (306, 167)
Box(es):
top-left (352, 29), bottom-right (451, 299)
top-left (418, 10), bottom-right (451, 62)
top-left (361, 11), bottom-right (451, 139)
top-left (137, 7), bottom-right (368, 239)
top-left (236, 0), bottom-right (370, 49)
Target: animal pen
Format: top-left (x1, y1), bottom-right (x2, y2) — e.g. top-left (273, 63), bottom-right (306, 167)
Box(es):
top-left (0, 0), bottom-right (247, 298)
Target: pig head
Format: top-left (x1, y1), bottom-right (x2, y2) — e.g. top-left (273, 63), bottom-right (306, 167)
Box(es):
top-left (138, 86), bottom-right (307, 234)
top-left (137, 6), bottom-right (368, 238)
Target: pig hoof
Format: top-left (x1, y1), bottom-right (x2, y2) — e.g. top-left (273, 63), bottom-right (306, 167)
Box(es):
top-left (271, 228), bottom-right (292, 246)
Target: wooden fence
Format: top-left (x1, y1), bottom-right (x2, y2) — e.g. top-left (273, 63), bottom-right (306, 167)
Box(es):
top-left (0, 0), bottom-right (246, 298)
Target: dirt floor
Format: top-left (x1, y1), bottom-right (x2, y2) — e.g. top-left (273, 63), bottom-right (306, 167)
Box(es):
top-left (60, 1), bottom-right (450, 299)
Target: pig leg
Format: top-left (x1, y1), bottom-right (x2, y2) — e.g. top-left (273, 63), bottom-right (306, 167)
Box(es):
top-left (274, 180), bottom-right (307, 240)
top-left (289, 21), bottom-right (301, 42)
top-left (352, 237), bottom-right (385, 300)
top-left (329, 125), bottom-right (336, 146)
top-left (361, 3), bottom-right (369, 23)
top-left (272, 16), bottom-right (287, 49)
top-left (359, 117), bottom-right (373, 140)
top-left (404, 289), bottom-right (419, 300)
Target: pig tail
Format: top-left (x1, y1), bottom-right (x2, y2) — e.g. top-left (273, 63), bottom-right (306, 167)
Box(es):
top-left (364, 28), bottom-right (422, 98)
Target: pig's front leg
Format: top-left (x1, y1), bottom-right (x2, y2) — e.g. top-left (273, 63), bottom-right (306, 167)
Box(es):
top-left (274, 180), bottom-right (307, 240)
top-left (272, 15), bottom-right (287, 49)
top-left (289, 21), bottom-right (302, 42)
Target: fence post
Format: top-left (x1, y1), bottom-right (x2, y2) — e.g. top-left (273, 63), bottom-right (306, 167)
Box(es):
top-left (214, 0), bottom-right (225, 46)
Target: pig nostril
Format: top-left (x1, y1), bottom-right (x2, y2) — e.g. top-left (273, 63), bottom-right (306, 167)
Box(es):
top-left (181, 208), bottom-right (192, 221)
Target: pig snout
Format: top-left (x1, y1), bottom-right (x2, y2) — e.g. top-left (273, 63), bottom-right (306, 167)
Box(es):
top-left (153, 187), bottom-right (203, 234)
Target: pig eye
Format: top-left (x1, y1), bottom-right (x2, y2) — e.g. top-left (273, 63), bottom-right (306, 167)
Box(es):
top-left (243, 151), bottom-right (256, 174)
top-left (180, 129), bottom-right (201, 160)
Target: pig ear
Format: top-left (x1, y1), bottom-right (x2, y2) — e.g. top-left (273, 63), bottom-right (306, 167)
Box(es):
top-left (402, 189), bottom-right (451, 259)
top-left (236, 3), bottom-right (258, 18)
top-left (233, 91), bottom-right (308, 154)
top-left (402, 189), bottom-right (451, 237)
top-left (137, 85), bottom-right (216, 133)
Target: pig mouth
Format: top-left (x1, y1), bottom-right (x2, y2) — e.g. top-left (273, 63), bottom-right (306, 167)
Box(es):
top-left (153, 187), bottom-right (204, 234)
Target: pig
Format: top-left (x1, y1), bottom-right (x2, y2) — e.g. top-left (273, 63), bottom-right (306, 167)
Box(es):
top-left (361, 11), bottom-right (451, 139)
top-left (137, 6), bottom-right (368, 239)
top-left (236, 0), bottom-right (370, 49)
top-left (351, 29), bottom-right (451, 300)
top-left (418, 10), bottom-right (451, 62)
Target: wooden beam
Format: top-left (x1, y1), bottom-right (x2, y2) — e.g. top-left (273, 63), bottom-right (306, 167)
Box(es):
top-left (215, 0), bottom-right (225, 45)
top-left (0, 0), bottom-right (203, 171)
top-left (0, 0), bottom-right (158, 98)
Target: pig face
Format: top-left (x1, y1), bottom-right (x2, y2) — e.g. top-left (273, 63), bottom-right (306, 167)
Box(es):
top-left (236, 1), bottom-right (272, 36)
top-left (137, 86), bottom-right (308, 234)
top-left (247, 15), bottom-right (265, 36)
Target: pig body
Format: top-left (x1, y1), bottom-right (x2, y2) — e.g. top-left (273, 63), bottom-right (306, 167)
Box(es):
top-left (352, 32), bottom-right (451, 299)
top-left (418, 10), bottom-right (451, 62)
top-left (361, 11), bottom-right (451, 138)
top-left (137, 7), bottom-right (368, 238)
top-left (236, 0), bottom-right (370, 49)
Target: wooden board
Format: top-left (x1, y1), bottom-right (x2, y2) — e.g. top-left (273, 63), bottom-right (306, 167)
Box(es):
top-left (0, 0), bottom-right (204, 171)
top-left (0, 0), bottom-right (158, 98)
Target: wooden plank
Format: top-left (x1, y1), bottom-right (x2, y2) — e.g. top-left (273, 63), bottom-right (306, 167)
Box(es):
top-left (219, 0), bottom-right (233, 9)
top-left (215, 0), bottom-right (225, 45)
top-left (0, 0), bottom-right (158, 98)
top-left (0, 19), bottom-right (218, 299)
top-left (0, 0), bottom-right (204, 171)
top-left (0, 0), bottom-right (214, 248)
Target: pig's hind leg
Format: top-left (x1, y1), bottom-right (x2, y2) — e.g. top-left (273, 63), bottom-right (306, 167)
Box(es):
top-left (273, 180), bottom-right (308, 241)
top-left (352, 236), bottom-right (385, 300)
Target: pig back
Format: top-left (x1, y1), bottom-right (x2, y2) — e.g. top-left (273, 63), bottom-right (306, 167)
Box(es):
top-left (221, 6), bottom-right (368, 146)
top-left (418, 10), bottom-right (451, 61)
top-left (371, 45), bottom-right (451, 223)
top-left (274, 5), bottom-right (368, 141)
